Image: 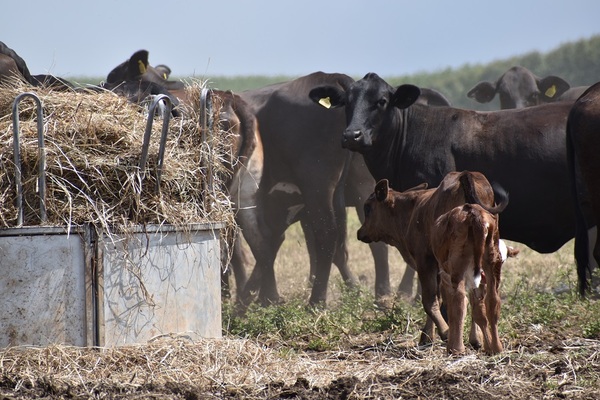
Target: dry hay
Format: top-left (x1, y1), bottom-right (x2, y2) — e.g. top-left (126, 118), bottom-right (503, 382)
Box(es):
top-left (0, 79), bottom-right (236, 235)
top-left (0, 334), bottom-right (598, 399)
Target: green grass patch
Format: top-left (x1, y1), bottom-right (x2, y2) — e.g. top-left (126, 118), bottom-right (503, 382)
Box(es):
top-left (223, 283), bottom-right (423, 351)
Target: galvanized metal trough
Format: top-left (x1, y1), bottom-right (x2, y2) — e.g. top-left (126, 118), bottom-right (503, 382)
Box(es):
top-left (0, 91), bottom-right (224, 347)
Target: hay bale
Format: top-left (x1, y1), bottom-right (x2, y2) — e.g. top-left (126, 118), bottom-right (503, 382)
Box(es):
top-left (0, 80), bottom-right (235, 233)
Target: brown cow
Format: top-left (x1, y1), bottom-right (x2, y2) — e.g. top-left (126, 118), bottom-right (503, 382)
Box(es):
top-left (432, 203), bottom-right (506, 355)
top-left (357, 171), bottom-right (509, 348)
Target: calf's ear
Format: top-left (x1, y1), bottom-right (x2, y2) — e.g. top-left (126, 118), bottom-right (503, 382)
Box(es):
top-left (309, 86), bottom-right (346, 109)
top-left (391, 84), bottom-right (421, 109)
top-left (467, 81), bottom-right (497, 103)
top-left (375, 179), bottom-right (389, 202)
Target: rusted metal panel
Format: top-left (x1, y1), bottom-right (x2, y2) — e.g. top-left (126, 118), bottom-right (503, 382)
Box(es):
top-left (0, 228), bottom-right (89, 347)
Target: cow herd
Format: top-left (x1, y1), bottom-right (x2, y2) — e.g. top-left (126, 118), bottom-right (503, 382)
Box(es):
top-left (2, 40), bottom-right (599, 355)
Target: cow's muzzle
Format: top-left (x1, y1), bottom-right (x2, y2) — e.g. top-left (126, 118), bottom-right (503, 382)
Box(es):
top-left (342, 129), bottom-right (371, 150)
top-left (357, 227), bottom-right (372, 243)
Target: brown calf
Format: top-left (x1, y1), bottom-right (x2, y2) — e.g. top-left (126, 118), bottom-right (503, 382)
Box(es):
top-left (432, 203), bottom-right (506, 355)
top-left (358, 171), bottom-right (509, 349)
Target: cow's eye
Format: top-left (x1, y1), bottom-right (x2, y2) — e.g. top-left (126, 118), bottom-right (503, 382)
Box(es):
top-left (377, 98), bottom-right (387, 108)
top-left (528, 92), bottom-right (540, 105)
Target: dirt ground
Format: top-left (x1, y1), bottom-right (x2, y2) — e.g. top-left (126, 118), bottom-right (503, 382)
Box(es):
top-left (2, 222), bottom-right (599, 399)
top-left (1, 324), bottom-right (598, 400)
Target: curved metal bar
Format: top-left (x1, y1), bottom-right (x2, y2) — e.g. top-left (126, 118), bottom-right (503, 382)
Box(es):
top-left (11, 92), bottom-right (46, 226)
top-left (138, 94), bottom-right (173, 194)
top-left (199, 87), bottom-right (213, 210)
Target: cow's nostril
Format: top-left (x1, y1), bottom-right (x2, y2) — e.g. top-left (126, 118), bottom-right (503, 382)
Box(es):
top-left (344, 130), bottom-right (362, 141)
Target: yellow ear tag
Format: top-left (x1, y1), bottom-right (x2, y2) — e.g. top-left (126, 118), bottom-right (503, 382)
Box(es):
top-left (319, 97), bottom-right (332, 109)
top-left (137, 59), bottom-right (147, 74)
top-left (545, 84), bottom-right (557, 98)
top-left (163, 73), bottom-right (168, 79)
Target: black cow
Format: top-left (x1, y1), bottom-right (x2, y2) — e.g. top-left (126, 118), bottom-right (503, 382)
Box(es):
top-left (238, 73), bottom-right (452, 306)
top-left (0, 41), bottom-right (33, 84)
top-left (468, 65), bottom-right (587, 109)
top-left (309, 72), bottom-right (590, 294)
top-left (0, 41), bottom-right (73, 90)
top-left (567, 82), bottom-right (600, 295)
top-left (101, 49), bottom-right (184, 110)
top-left (238, 72), bottom-right (362, 306)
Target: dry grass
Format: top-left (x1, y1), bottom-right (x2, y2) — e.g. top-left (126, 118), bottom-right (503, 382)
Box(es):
top-left (1, 320), bottom-right (598, 399)
top-left (0, 80), bottom-right (235, 235)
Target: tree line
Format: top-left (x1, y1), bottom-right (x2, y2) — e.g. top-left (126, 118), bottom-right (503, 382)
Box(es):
top-left (209, 34), bottom-right (600, 111)
top-left (389, 34), bottom-right (600, 110)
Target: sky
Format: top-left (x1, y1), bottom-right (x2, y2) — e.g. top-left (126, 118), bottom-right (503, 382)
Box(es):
top-left (2, 1), bottom-right (600, 80)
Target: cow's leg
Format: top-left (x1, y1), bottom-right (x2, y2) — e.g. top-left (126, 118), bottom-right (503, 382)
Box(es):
top-left (304, 216), bottom-right (356, 287)
top-left (441, 268), bottom-right (467, 355)
top-left (418, 261), bottom-right (448, 344)
top-left (229, 234), bottom-right (251, 300)
top-left (238, 193), bottom-right (289, 306)
top-left (228, 153), bottom-right (265, 305)
top-left (591, 226), bottom-right (600, 291)
top-left (331, 191), bottom-right (356, 287)
top-left (302, 189), bottom-right (344, 306)
top-left (302, 219), bottom-right (319, 283)
top-left (242, 227), bottom-right (285, 306)
top-left (353, 204), bottom-right (391, 299)
top-left (468, 240), bottom-right (484, 349)
top-left (346, 153), bottom-right (392, 300)
top-left (471, 262), bottom-right (503, 354)
top-left (370, 242), bottom-right (391, 299)
top-left (483, 257), bottom-right (503, 354)
top-left (397, 267), bottom-right (416, 298)
top-left (468, 289), bottom-right (485, 349)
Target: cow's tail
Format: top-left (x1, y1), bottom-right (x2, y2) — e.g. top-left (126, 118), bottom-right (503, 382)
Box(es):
top-left (466, 204), bottom-right (487, 286)
top-left (460, 172), bottom-right (509, 215)
top-left (566, 110), bottom-right (591, 297)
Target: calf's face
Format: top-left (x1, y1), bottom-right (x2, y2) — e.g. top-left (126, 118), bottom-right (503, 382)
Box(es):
top-left (357, 179), bottom-right (394, 244)
top-left (358, 179), bottom-right (428, 244)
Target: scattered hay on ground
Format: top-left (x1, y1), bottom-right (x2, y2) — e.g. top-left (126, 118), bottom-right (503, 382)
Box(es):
top-left (0, 333), bottom-right (598, 399)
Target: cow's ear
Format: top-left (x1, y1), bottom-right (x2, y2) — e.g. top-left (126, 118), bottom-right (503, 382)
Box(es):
top-left (391, 84), bottom-right (421, 109)
top-left (128, 50), bottom-right (150, 76)
top-left (538, 76), bottom-right (570, 100)
top-left (467, 81), bottom-right (497, 103)
top-left (309, 86), bottom-right (346, 109)
top-left (375, 179), bottom-right (389, 202)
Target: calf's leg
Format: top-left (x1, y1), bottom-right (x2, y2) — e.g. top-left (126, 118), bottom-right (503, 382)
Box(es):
top-left (440, 268), bottom-right (468, 354)
top-left (483, 257), bottom-right (503, 354)
top-left (418, 263), bottom-right (448, 344)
